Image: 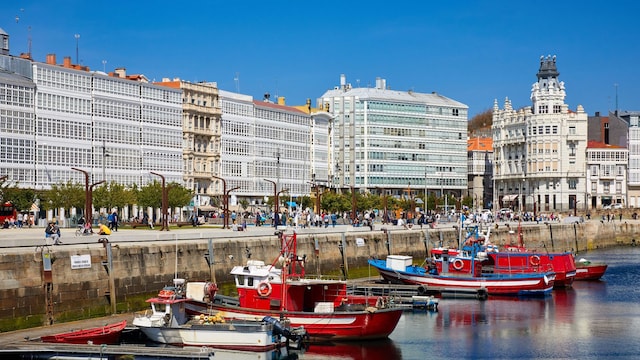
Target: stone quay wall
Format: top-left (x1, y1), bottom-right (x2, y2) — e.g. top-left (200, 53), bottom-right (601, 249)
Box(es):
top-left (0, 220), bottom-right (636, 332)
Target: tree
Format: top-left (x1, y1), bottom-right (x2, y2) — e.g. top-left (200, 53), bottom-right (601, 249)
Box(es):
top-left (238, 199), bottom-right (249, 213)
top-left (469, 109), bottom-right (493, 136)
top-left (93, 181), bottom-right (137, 211)
top-left (1, 185), bottom-right (36, 213)
top-left (47, 181), bottom-right (85, 211)
top-left (167, 182), bottom-right (193, 209)
top-left (137, 180), bottom-right (162, 209)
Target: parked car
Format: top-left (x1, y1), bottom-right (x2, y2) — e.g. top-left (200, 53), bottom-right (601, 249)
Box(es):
top-left (613, 203), bottom-right (624, 209)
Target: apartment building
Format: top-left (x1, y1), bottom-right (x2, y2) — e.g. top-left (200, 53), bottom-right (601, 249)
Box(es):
top-left (156, 79), bottom-right (222, 198)
top-left (0, 29), bottom-right (183, 193)
top-left (319, 75), bottom-right (468, 208)
top-left (217, 91), bottom-right (331, 209)
top-left (586, 140), bottom-right (628, 208)
top-left (492, 56), bottom-right (588, 213)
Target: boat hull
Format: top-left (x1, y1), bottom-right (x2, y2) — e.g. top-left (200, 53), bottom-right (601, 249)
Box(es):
top-left (186, 301), bottom-right (403, 341)
top-left (40, 320), bottom-right (126, 345)
top-left (575, 263), bottom-right (608, 280)
top-left (369, 259), bottom-right (554, 297)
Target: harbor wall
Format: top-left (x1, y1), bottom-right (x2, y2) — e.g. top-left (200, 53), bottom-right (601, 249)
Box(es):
top-left (0, 220), bottom-right (636, 331)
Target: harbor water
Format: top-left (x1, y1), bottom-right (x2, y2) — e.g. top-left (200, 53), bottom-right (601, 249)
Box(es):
top-left (12, 246), bottom-right (639, 359)
top-left (298, 245), bottom-right (640, 360)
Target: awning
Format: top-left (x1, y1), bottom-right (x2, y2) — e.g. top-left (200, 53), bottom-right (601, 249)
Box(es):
top-left (286, 201), bottom-right (298, 207)
top-left (502, 194), bottom-right (519, 202)
top-left (197, 206), bottom-right (216, 212)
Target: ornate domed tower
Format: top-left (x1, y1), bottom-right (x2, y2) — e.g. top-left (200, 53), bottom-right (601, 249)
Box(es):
top-left (530, 55), bottom-right (566, 115)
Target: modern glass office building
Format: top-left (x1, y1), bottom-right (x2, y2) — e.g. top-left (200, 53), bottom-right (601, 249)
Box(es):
top-left (319, 75), bottom-right (468, 204)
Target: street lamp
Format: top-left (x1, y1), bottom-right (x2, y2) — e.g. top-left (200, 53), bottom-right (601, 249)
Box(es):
top-left (263, 179), bottom-right (276, 227)
top-left (350, 186), bottom-right (357, 223)
top-left (150, 171), bottom-right (169, 231)
top-left (226, 186), bottom-right (240, 228)
top-left (376, 187), bottom-right (387, 224)
top-left (212, 175), bottom-right (229, 229)
top-left (102, 140), bottom-right (110, 182)
top-left (71, 167), bottom-right (104, 228)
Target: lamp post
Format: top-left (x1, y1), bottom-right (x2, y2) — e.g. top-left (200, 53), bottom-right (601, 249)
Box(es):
top-left (150, 171), bottom-right (169, 231)
top-left (71, 167), bottom-right (104, 227)
top-left (350, 186), bottom-right (357, 223)
top-left (376, 187), bottom-right (387, 224)
top-left (226, 186), bottom-right (240, 228)
top-left (263, 179), bottom-right (277, 227)
top-left (102, 140), bottom-right (110, 182)
top-left (424, 167), bottom-right (428, 215)
top-left (212, 175), bottom-right (229, 229)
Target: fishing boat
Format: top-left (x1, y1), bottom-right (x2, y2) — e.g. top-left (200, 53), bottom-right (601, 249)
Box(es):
top-left (40, 319), bottom-right (127, 345)
top-left (369, 223), bottom-right (555, 298)
top-left (432, 222), bottom-right (576, 288)
top-left (185, 231), bottom-right (403, 342)
top-left (133, 278), bottom-right (306, 351)
top-left (574, 258), bottom-right (608, 280)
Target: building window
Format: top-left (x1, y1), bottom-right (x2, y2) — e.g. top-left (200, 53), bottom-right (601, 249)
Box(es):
top-left (539, 105), bottom-right (548, 114)
top-left (569, 179), bottom-right (577, 190)
top-left (569, 126), bottom-right (576, 135)
top-left (553, 105), bottom-right (561, 113)
top-left (591, 182), bottom-right (597, 192)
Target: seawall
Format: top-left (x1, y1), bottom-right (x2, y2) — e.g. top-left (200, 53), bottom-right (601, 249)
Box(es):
top-left (0, 220), bottom-right (636, 332)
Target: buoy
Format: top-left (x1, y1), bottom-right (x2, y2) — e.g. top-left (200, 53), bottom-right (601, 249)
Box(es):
top-left (530, 255), bottom-right (541, 266)
top-left (257, 281), bottom-right (272, 297)
top-left (452, 259), bottom-right (464, 270)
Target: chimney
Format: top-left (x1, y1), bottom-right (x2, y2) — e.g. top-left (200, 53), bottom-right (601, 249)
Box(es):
top-left (340, 74), bottom-right (346, 89)
top-left (114, 68), bottom-right (126, 78)
top-left (46, 54), bottom-right (56, 65)
top-left (63, 56), bottom-right (72, 68)
top-left (277, 97), bottom-right (285, 106)
top-left (595, 111), bottom-right (600, 117)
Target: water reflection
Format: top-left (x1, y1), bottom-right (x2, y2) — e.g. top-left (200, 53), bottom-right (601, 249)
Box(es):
top-left (296, 339), bottom-right (401, 360)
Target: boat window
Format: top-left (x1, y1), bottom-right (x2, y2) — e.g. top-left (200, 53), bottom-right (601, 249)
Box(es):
top-left (248, 277), bottom-right (254, 287)
top-left (236, 275), bottom-right (245, 286)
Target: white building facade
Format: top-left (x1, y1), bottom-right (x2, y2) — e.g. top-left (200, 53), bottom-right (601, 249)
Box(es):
top-left (0, 51), bottom-right (183, 191)
top-left (218, 91), bottom-right (330, 209)
top-left (586, 140), bottom-right (628, 208)
top-left (319, 75), bottom-right (468, 207)
top-left (492, 56), bottom-right (589, 214)
top-left (620, 111), bottom-right (640, 208)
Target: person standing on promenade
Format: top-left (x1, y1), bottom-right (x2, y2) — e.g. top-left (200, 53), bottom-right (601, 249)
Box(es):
top-left (111, 210), bottom-right (119, 232)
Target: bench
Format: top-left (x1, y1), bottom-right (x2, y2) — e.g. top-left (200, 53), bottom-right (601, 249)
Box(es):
top-left (176, 221), bottom-right (198, 227)
top-left (121, 222), bottom-right (152, 229)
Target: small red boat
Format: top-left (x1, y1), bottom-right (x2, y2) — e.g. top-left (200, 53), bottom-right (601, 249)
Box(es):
top-left (574, 258), bottom-right (608, 280)
top-left (40, 319), bottom-right (127, 345)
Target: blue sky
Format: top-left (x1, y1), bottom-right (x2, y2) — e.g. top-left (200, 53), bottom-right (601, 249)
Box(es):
top-left (1, 1), bottom-right (638, 118)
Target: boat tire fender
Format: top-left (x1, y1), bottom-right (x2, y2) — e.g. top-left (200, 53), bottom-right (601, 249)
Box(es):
top-left (257, 281), bottom-right (272, 297)
top-left (452, 259), bottom-right (464, 271)
top-left (417, 285), bottom-right (428, 295)
top-left (530, 255), bottom-right (541, 266)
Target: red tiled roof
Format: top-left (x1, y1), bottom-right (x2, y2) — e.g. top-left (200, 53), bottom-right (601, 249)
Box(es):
top-left (253, 100), bottom-right (307, 114)
top-left (587, 140), bottom-right (625, 149)
top-left (468, 137), bottom-right (493, 151)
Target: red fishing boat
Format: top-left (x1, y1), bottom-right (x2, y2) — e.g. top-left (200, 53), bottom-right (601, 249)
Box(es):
top-left (574, 258), bottom-right (608, 280)
top-left (186, 231), bottom-right (403, 342)
top-left (432, 222), bottom-right (576, 288)
top-left (40, 320), bottom-right (127, 345)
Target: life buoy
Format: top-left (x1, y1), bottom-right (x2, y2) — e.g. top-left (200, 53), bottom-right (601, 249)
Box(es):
top-left (530, 255), bottom-right (541, 266)
top-left (257, 281), bottom-right (272, 297)
top-left (452, 259), bottom-right (464, 271)
top-left (158, 289), bottom-right (175, 298)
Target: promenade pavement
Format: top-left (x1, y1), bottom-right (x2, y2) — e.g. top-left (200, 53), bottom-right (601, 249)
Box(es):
top-left (0, 221), bottom-right (414, 250)
top-left (0, 215), bottom-right (630, 250)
